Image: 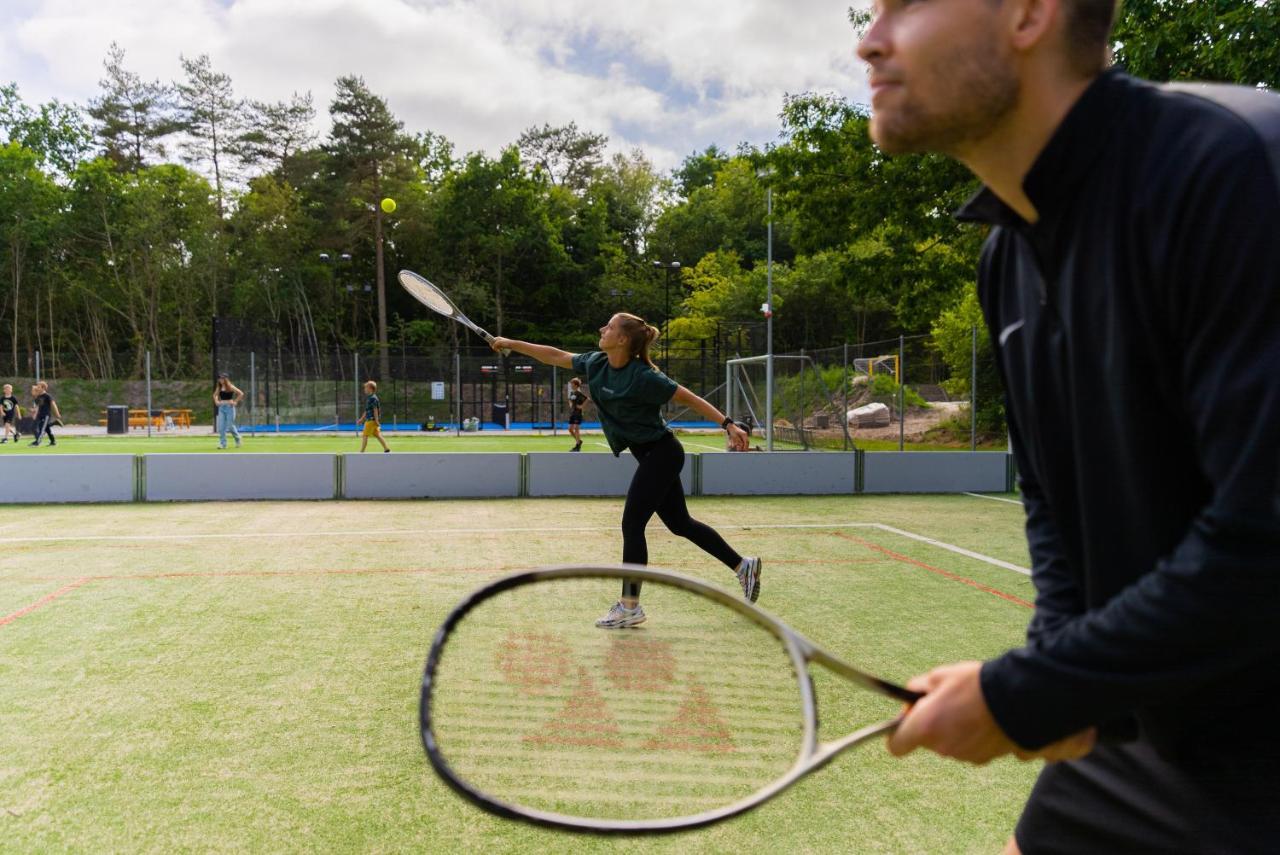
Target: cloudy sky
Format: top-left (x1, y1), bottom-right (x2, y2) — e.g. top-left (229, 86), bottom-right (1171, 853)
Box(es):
top-left (0, 0), bottom-right (872, 171)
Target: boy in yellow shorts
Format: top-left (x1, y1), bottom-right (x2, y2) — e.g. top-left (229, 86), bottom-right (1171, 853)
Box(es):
top-left (356, 380), bottom-right (390, 453)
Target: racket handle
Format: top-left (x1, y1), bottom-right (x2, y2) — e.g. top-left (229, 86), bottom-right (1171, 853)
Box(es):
top-left (481, 332), bottom-right (511, 357)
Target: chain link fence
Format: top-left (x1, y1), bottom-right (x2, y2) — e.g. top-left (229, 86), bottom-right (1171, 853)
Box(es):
top-left (726, 330), bottom-right (1002, 450)
top-left (17, 323), bottom-right (1001, 447)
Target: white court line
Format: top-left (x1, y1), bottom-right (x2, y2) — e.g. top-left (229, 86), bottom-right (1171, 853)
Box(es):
top-left (964, 492), bottom-right (1023, 506)
top-left (867, 524), bottom-right (1030, 576)
top-left (0, 521), bottom-right (1030, 575)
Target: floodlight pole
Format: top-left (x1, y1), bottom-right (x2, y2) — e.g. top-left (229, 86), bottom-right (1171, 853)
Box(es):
top-left (653, 260), bottom-right (681, 376)
top-left (766, 186), bottom-right (774, 451)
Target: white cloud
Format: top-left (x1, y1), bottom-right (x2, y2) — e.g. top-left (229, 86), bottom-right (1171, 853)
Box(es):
top-left (0, 0), bottom-right (872, 171)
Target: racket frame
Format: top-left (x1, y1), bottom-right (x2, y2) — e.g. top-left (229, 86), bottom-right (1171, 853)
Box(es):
top-left (398, 269), bottom-right (510, 355)
top-left (419, 564), bottom-right (921, 834)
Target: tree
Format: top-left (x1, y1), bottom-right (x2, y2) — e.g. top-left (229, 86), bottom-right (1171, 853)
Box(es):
top-left (0, 143), bottom-right (61, 372)
top-left (175, 54), bottom-right (242, 216)
top-left (0, 84), bottom-right (92, 174)
top-left (425, 149), bottom-right (570, 341)
top-left (325, 75), bottom-right (416, 377)
top-left (235, 92), bottom-right (317, 175)
top-left (87, 43), bottom-right (181, 172)
top-left (1112, 0), bottom-right (1279, 89)
top-left (516, 122), bottom-right (607, 193)
top-left (673, 145), bottom-right (730, 198)
top-left (651, 157), bottom-right (784, 273)
top-left (931, 287), bottom-right (1003, 435)
top-left (764, 92), bottom-right (981, 341)
top-left (227, 175), bottom-right (324, 366)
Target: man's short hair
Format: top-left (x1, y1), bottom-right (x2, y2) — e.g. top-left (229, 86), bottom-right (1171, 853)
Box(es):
top-left (1062, 0), bottom-right (1119, 75)
top-left (365, 380), bottom-right (377, 392)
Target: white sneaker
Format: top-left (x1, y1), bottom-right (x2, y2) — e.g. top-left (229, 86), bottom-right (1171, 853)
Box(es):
top-left (595, 601), bottom-right (646, 629)
top-left (736, 557), bottom-right (762, 603)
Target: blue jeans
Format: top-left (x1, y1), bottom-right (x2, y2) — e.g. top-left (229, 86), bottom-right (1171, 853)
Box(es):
top-left (217, 404), bottom-right (241, 447)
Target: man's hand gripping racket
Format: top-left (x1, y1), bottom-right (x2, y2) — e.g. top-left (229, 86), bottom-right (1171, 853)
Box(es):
top-left (419, 565), bottom-right (921, 834)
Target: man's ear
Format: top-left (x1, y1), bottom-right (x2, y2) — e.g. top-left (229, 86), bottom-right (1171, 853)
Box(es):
top-left (1006, 0), bottom-right (1063, 53)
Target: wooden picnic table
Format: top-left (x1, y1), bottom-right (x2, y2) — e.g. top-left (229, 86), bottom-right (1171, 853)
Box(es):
top-left (98, 408), bottom-right (195, 430)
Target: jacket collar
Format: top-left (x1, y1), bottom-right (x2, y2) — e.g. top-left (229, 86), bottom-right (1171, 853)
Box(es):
top-left (956, 69), bottom-right (1131, 228)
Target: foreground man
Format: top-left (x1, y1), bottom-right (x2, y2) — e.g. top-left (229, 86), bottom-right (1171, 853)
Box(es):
top-left (859, 0), bottom-right (1280, 851)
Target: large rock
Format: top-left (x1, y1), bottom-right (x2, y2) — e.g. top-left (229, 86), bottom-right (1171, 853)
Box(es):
top-left (847, 402), bottom-right (891, 428)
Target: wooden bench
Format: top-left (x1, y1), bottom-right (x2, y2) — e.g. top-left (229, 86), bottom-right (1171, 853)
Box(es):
top-left (97, 409), bottom-right (183, 430)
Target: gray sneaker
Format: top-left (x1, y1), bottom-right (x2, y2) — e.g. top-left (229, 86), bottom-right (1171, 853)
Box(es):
top-left (736, 557), bottom-right (762, 603)
top-left (595, 601), bottom-right (646, 629)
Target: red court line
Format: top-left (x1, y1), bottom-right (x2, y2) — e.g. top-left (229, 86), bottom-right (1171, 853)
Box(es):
top-left (0, 577), bottom-right (93, 628)
top-left (832, 531), bottom-right (1033, 609)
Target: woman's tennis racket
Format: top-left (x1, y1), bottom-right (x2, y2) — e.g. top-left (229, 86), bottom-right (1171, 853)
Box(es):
top-left (420, 565), bottom-right (921, 834)
top-left (398, 269), bottom-right (510, 355)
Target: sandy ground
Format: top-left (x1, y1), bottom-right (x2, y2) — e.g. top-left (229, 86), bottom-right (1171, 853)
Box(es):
top-left (842, 400), bottom-right (966, 442)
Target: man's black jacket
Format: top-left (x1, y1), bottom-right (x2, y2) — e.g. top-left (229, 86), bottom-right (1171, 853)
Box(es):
top-left (960, 70), bottom-right (1280, 771)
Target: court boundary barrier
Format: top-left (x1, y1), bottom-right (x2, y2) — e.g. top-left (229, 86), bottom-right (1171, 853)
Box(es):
top-left (0, 451), bottom-right (1015, 503)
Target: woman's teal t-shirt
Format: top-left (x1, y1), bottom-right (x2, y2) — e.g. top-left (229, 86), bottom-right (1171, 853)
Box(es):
top-left (570, 351), bottom-right (678, 456)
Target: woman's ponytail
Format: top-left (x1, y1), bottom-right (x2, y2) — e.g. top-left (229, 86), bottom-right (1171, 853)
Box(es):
top-left (616, 313), bottom-right (661, 369)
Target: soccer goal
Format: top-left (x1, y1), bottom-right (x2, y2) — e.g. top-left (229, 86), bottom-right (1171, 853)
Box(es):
top-left (725, 354), bottom-right (855, 451)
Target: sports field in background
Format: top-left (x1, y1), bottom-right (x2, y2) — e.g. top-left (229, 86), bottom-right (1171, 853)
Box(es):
top-left (0, 430), bottom-right (993, 454)
top-left (1, 493), bottom-right (1038, 852)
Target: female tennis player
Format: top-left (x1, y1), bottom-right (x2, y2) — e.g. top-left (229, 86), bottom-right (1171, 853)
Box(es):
top-left (491, 313), bottom-right (761, 627)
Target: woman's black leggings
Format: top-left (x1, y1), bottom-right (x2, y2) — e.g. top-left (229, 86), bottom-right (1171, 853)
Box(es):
top-left (620, 432), bottom-right (741, 599)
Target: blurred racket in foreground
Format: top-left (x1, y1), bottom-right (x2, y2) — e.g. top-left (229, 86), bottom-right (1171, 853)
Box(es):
top-left (420, 565), bottom-right (920, 834)
top-left (398, 269), bottom-right (509, 355)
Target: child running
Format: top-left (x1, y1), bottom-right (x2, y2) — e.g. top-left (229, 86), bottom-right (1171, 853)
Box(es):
top-left (1, 384), bottom-right (20, 443)
top-left (491, 312), bottom-right (761, 628)
top-left (30, 382), bottom-right (59, 447)
top-left (357, 381), bottom-right (390, 453)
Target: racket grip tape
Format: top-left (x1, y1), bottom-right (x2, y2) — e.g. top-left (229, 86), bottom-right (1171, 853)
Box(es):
top-left (481, 333), bottom-right (511, 357)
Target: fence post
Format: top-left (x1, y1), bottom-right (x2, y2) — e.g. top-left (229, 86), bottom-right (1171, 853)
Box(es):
top-left (843, 343), bottom-right (850, 451)
top-left (353, 353), bottom-right (360, 426)
top-left (552, 364), bottom-right (558, 437)
top-left (970, 325), bottom-right (978, 451)
top-left (250, 351), bottom-right (256, 434)
top-left (898, 334), bottom-right (905, 451)
top-left (454, 349), bottom-right (461, 436)
top-left (35, 351), bottom-right (41, 384)
top-left (145, 350), bottom-right (152, 438)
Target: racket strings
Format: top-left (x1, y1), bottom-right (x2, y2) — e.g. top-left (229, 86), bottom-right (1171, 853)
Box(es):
top-left (398, 272), bottom-right (457, 316)
top-left (428, 578), bottom-right (807, 821)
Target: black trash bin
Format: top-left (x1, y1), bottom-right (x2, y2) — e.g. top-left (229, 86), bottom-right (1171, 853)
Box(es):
top-left (106, 405), bottom-right (128, 434)
top-left (490, 402), bottom-right (509, 429)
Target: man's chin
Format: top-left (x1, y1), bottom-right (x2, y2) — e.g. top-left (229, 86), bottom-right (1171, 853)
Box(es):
top-left (869, 116), bottom-right (927, 155)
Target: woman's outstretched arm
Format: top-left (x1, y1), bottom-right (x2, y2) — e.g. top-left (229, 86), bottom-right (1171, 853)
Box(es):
top-left (490, 337), bottom-right (575, 369)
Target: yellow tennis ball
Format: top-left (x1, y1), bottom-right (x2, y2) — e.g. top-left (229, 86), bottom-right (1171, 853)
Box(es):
top-left (381, 197), bottom-right (397, 214)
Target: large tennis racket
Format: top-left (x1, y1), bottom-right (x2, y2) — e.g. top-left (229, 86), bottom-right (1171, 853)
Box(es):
top-left (398, 269), bottom-right (510, 355)
top-left (420, 565), bottom-right (921, 834)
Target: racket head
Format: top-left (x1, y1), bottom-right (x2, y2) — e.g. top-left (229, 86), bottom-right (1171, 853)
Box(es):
top-left (398, 269), bottom-right (462, 318)
top-left (420, 564), bottom-right (910, 834)
top-left (398, 269), bottom-right (509, 354)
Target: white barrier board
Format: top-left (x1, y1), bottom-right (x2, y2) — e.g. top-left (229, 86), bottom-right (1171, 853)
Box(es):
top-left (343, 453), bottom-right (521, 498)
top-left (526, 452), bottom-right (694, 497)
top-left (0, 454), bottom-right (134, 503)
top-left (700, 452), bottom-right (857, 495)
top-left (862, 451), bottom-right (1009, 493)
top-left (146, 453), bottom-right (336, 501)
